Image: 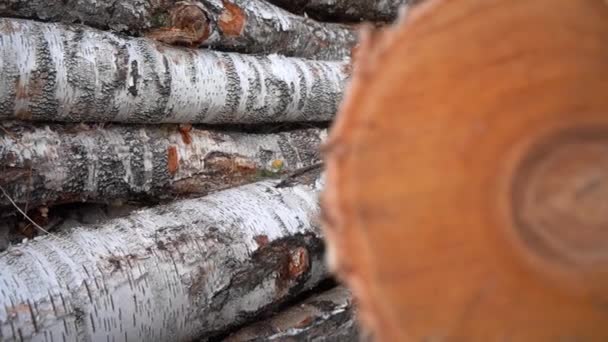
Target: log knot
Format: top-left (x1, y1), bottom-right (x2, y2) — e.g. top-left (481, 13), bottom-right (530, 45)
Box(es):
top-left (288, 246), bottom-right (310, 278)
top-left (219, 0), bottom-right (246, 37)
top-left (512, 127), bottom-right (608, 274)
top-left (146, 1), bottom-right (211, 46)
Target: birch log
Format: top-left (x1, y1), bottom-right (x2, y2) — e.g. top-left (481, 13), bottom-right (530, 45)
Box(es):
top-left (0, 121), bottom-right (325, 207)
top-left (225, 286), bottom-right (363, 342)
top-left (266, 0), bottom-right (413, 22)
top-left (0, 0), bottom-right (357, 60)
top-left (0, 18), bottom-right (348, 124)
top-left (146, 0), bottom-right (357, 60)
top-left (0, 177), bottom-right (326, 342)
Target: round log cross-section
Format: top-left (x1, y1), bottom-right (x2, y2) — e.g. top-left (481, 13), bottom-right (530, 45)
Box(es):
top-left (322, 0), bottom-right (608, 340)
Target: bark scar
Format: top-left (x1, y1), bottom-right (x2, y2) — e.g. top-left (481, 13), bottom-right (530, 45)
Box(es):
top-left (178, 123), bottom-right (193, 144)
top-left (288, 247), bottom-right (310, 278)
top-left (168, 145), bottom-right (180, 175)
top-left (146, 1), bottom-right (211, 47)
top-left (254, 235), bottom-right (270, 247)
top-left (218, 0), bottom-right (246, 37)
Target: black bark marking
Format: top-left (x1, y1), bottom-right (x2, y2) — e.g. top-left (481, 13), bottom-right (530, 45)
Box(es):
top-left (252, 57), bottom-right (276, 122)
top-left (159, 55), bottom-right (173, 117)
top-left (293, 61), bottom-right (307, 112)
top-left (27, 299), bottom-right (38, 332)
top-left (0, 33), bottom-right (19, 117)
top-left (127, 60), bottom-right (140, 97)
top-left (305, 62), bottom-right (339, 121)
top-left (216, 53), bottom-right (242, 123)
top-left (29, 24), bottom-right (59, 121)
top-left (150, 137), bottom-right (173, 194)
top-left (96, 132), bottom-right (131, 199)
top-left (121, 128), bottom-right (147, 191)
top-left (98, 36), bottom-right (124, 120)
top-left (65, 26), bottom-right (99, 121)
top-left (276, 131), bottom-right (321, 172)
top-left (131, 40), bottom-right (172, 122)
top-left (243, 57), bottom-right (265, 122)
top-left (64, 142), bottom-right (89, 202)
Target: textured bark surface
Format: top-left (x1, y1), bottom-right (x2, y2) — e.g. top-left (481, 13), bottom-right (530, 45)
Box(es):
top-left (0, 177), bottom-right (326, 341)
top-left (267, 0), bottom-right (412, 22)
top-left (0, 202), bottom-right (145, 253)
top-left (147, 0), bottom-right (357, 60)
top-left (225, 286), bottom-right (362, 342)
top-left (0, 0), bottom-right (357, 60)
top-left (0, 18), bottom-right (347, 124)
top-left (0, 121), bottom-right (325, 207)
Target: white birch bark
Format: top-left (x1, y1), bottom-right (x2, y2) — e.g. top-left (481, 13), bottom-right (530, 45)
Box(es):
top-left (0, 0), bottom-right (357, 60)
top-left (0, 121), bottom-right (326, 207)
top-left (224, 286), bottom-right (362, 341)
top-left (0, 177), bottom-right (326, 341)
top-left (0, 18), bottom-right (348, 124)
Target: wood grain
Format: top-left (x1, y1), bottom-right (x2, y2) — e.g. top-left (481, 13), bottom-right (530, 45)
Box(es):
top-left (323, 0), bottom-right (608, 340)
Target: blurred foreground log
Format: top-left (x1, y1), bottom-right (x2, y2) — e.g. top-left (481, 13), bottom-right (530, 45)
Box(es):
top-left (323, 0), bottom-right (608, 340)
top-left (225, 286), bottom-right (361, 341)
top-left (0, 18), bottom-right (347, 124)
top-left (0, 122), bottom-right (325, 207)
top-left (0, 0), bottom-right (356, 60)
top-left (0, 177), bottom-right (325, 341)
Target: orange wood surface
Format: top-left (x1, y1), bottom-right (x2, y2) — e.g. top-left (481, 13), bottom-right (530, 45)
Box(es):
top-left (323, 0), bottom-right (608, 340)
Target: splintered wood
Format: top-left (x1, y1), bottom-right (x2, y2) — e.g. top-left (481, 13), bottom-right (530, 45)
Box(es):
top-left (323, 0), bottom-right (608, 340)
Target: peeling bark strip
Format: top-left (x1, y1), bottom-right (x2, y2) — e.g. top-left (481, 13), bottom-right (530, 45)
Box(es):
top-left (0, 121), bottom-right (326, 207)
top-left (225, 286), bottom-right (362, 341)
top-left (0, 18), bottom-right (347, 124)
top-left (0, 0), bottom-right (357, 60)
top-left (267, 0), bottom-right (412, 22)
top-left (0, 179), bottom-right (326, 342)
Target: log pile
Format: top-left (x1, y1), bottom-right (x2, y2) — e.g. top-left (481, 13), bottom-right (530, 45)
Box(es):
top-left (0, 0), bottom-right (412, 341)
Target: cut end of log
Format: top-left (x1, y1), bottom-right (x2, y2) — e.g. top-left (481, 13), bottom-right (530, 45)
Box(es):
top-left (323, 0), bottom-right (608, 340)
top-left (219, 0), bottom-right (247, 37)
top-left (146, 2), bottom-right (211, 46)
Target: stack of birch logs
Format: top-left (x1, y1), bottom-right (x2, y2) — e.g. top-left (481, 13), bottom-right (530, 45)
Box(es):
top-left (0, 0), bottom-right (411, 341)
